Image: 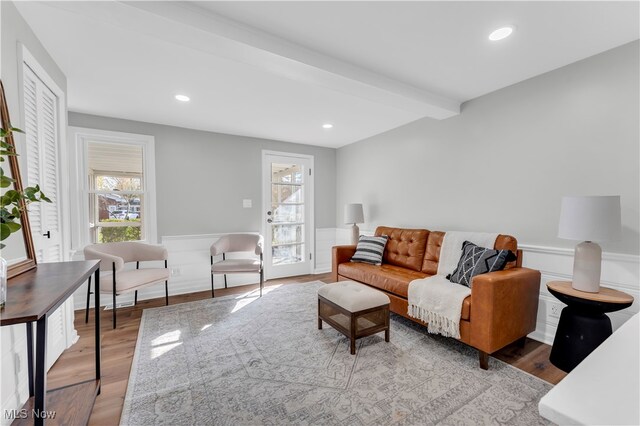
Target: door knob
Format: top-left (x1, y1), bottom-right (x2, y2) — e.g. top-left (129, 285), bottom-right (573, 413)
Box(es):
top-left (43, 231), bottom-right (51, 239)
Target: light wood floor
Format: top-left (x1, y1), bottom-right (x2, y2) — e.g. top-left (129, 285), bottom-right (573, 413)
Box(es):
top-left (47, 274), bottom-right (566, 425)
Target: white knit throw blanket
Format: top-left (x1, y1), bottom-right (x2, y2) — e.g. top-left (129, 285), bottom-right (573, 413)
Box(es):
top-left (407, 231), bottom-right (498, 338)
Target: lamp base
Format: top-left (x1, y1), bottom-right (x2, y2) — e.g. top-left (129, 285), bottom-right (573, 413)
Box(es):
top-left (350, 224), bottom-right (360, 245)
top-left (572, 241), bottom-right (602, 293)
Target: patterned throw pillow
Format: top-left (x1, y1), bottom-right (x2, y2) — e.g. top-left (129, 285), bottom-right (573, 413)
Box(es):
top-left (447, 241), bottom-right (514, 287)
top-left (350, 235), bottom-right (389, 265)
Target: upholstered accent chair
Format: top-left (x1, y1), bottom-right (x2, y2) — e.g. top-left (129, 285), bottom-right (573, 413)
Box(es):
top-left (84, 242), bottom-right (170, 328)
top-left (210, 234), bottom-right (264, 298)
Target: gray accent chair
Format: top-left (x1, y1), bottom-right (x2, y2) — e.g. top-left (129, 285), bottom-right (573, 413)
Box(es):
top-left (210, 234), bottom-right (264, 298)
top-left (84, 241), bottom-right (170, 328)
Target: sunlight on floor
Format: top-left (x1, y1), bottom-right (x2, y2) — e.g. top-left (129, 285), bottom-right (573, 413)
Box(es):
top-left (151, 330), bottom-right (181, 346)
top-left (150, 342), bottom-right (182, 360)
top-left (231, 284), bottom-right (282, 313)
top-left (149, 330), bottom-right (182, 359)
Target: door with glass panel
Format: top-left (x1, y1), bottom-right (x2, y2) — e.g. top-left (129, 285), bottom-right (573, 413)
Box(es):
top-left (263, 152), bottom-right (314, 279)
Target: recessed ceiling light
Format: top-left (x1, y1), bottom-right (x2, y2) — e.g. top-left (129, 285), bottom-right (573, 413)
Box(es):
top-left (175, 94), bottom-right (190, 102)
top-left (322, 123), bottom-right (333, 129)
top-left (488, 26), bottom-right (514, 41)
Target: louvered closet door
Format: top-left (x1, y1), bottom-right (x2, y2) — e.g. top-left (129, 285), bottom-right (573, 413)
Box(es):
top-left (23, 65), bottom-right (67, 369)
top-left (23, 66), bottom-right (63, 263)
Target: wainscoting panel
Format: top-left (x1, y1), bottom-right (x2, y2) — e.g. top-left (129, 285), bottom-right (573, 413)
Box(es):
top-left (314, 228), bottom-right (336, 273)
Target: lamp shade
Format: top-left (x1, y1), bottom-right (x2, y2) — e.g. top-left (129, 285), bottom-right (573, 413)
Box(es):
top-left (344, 203), bottom-right (364, 224)
top-left (558, 196), bottom-right (621, 242)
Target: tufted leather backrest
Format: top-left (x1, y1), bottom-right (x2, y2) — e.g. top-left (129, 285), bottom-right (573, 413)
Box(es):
top-left (374, 226), bottom-right (430, 272)
top-left (421, 232), bottom-right (519, 274)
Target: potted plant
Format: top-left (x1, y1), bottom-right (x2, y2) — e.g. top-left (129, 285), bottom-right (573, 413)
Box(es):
top-left (1, 126), bottom-right (50, 307)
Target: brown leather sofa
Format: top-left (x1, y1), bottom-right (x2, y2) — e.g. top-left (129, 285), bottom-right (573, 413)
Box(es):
top-left (332, 226), bottom-right (541, 369)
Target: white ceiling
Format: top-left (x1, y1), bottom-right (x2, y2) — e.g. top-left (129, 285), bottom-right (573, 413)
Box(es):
top-left (15, 1), bottom-right (639, 148)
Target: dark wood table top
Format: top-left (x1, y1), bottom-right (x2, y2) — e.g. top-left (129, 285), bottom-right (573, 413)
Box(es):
top-left (0, 260), bottom-right (100, 326)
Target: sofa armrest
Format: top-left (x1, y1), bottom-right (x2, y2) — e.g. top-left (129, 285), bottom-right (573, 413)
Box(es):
top-left (469, 267), bottom-right (541, 354)
top-left (331, 245), bottom-right (357, 282)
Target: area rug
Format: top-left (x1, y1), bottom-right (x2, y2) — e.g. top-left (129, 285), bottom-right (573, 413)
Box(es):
top-left (120, 282), bottom-right (552, 425)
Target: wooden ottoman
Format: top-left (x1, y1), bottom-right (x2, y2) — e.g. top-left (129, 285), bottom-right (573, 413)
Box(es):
top-left (317, 281), bottom-right (390, 354)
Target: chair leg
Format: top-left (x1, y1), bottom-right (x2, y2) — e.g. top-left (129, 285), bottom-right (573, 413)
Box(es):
top-left (112, 262), bottom-right (117, 329)
top-left (85, 275), bottom-right (92, 324)
top-left (259, 269), bottom-right (264, 297)
top-left (112, 293), bottom-right (117, 329)
top-left (134, 291), bottom-right (138, 305)
top-left (211, 256), bottom-right (216, 297)
top-left (222, 253), bottom-right (227, 289)
top-left (164, 260), bottom-right (169, 305)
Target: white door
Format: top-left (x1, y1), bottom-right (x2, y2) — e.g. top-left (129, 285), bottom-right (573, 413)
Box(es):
top-left (23, 65), bottom-right (63, 263)
top-left (262, 152), bottom-right (314, 279)
top-left (23, 64), bottom-right (67, 369)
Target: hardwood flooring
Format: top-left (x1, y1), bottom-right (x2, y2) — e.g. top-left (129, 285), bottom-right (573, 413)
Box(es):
top-left (46, 274), bottom-right (566, 425)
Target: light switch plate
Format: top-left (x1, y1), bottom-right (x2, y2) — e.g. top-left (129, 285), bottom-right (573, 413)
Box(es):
top-left (243, 199), bottom-right (252, 208)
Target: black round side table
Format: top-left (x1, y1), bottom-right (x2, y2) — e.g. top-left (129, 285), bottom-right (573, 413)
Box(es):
top-left (547, 281), bottom-right (634, 373)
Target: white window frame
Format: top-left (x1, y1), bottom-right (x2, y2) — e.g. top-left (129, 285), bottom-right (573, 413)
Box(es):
top-left (68, 127), bottom-right (158, 250)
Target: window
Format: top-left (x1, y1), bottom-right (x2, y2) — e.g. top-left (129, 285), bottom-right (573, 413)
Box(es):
top-left (69, 128), bottom-right (157, 247)
top-left (88, 141), bottom-right (145, 243)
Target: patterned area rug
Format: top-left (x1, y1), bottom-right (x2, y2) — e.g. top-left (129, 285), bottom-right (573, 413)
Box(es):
top-left (121, 282), bottom-right (552, 425)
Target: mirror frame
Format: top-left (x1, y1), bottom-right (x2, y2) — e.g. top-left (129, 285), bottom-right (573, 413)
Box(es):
top-left (1, 80), bottom-right (37, 278)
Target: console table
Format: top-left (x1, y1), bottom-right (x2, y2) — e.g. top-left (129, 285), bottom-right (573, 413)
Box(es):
top-left (1, 261), bottom-right (101, 425)
top-left (547, 280), bottom-right (633, 372)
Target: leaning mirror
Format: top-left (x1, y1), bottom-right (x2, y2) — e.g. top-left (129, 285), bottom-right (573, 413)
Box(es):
top-left (1, 79), bottom-right (37, 278)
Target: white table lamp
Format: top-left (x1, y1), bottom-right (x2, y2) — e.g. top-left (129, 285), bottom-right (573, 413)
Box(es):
top-left (344, 203), bottom-right (364, 245)
top-left (558, 195), bottom-right (621, 293)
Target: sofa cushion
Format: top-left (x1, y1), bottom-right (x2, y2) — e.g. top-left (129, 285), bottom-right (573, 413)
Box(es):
top-left (351, 235), bottom-right (388, 265)
top-left (375, 226), bottom-right (429, 272)
top-left (338, 262), bottom-right (426, 298)
top-left (448, 241), bottom-right (512, 287)
top-left (422, 232), bottom-right (519, 274)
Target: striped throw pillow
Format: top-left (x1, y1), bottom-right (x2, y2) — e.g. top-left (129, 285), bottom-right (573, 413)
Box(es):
top-left (350, 235), bottom-right (389, 265)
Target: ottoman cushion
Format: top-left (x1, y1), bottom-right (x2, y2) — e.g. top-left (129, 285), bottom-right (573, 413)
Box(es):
top-left (318, 281), bottom-right (390, 312)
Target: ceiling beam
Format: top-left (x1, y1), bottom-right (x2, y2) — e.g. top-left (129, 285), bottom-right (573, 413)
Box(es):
top-left (42, 1), bottom-right (460, 119)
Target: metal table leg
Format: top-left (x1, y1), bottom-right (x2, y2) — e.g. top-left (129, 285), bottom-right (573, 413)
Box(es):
top-left (26, 322), bottom-right (34, 397)
top-left (94, 268), bottom-right (101, 394)
top-left (34, 315), bottom-right (48, 425)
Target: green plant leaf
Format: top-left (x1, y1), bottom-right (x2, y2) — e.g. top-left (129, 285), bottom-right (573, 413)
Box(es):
top-left (0, 223), bottom-right (11, 240)
top-left (0, 174), bottom-right (14, 188)
top-left (6, 221), bottom-right (21, 232)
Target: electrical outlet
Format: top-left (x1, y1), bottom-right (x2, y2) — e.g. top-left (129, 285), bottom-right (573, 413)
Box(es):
top-left (550, 303), bottom-right (563, 318)
top-left (171, 268), bottom-right (181, 276)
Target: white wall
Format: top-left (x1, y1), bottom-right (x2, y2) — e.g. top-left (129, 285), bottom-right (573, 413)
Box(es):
top-left (336, 41), bottom-right (639, 255)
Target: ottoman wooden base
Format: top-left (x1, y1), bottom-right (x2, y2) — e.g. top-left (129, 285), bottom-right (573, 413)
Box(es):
top-left (317, 281), bottom-right (390, 355)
